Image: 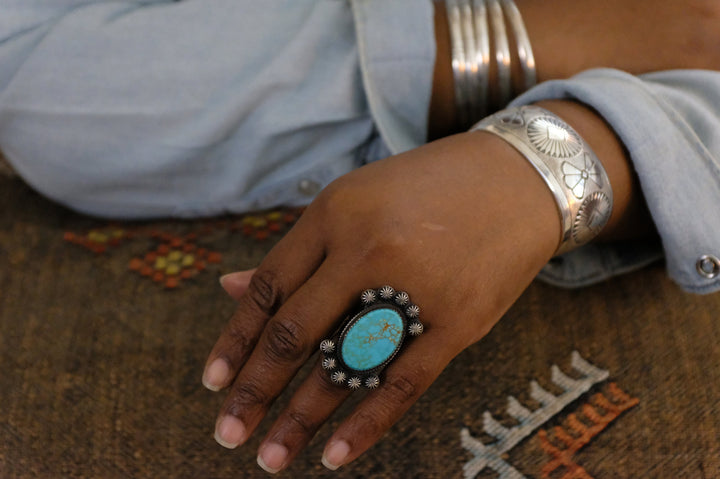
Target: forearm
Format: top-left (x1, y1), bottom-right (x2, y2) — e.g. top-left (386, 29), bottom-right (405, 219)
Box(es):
top-left (458, 99), bottom-right (655, 256)
top-left (519, 0), bottom-right (720, 79)
top-left (429, 0), bottom-right (720, 137)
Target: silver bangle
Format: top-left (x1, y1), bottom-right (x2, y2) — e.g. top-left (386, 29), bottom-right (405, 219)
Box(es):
top-left (445, 0), bottom-right (535, 126)
top-left (472, 0), bottom-right (490, 120)
top-left (460, 0), bottom-right (479, 121)
top-left (447, 0), bottom-right (471, 129)
top-left (500, 0), bottom-right (536, 92)
top-left (471, 106), bottom-right (613, 254)
top-left (486, 0), bottom-right (511, 109)
top-left (447, 0), bottom-right (492, 128)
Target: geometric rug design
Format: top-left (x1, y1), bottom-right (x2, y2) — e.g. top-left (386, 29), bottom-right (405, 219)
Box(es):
top-left (461, 351), bottom-right (638, 479)
top-left (63, 208), bottom-right (303, 289)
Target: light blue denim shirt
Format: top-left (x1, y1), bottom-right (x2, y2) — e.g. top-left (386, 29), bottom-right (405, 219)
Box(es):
top-left (512, 70), bottom-right (720, 295)
top-left (0, 0), bottom-right (434, 217)
top-left (1, 1), bottom-right (719, 294)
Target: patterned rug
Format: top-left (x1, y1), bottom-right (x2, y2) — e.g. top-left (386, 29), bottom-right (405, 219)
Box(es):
top-left (1, 172), bottom-right (718, 478)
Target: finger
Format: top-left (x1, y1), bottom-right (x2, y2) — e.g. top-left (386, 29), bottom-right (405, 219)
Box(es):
top-left (213, 264), bottom-right (364, 449)
top-left (320, 333), bottom-right (452, 471)
top-left (256, 362), bottom-right (352, 473)
top-left (202, 220), bottom-right (323, 392)
top-left (219, 269), bottom-right (257, 301)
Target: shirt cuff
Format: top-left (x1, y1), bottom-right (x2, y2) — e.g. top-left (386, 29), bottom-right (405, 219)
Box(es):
top-left (510, 68), bottom-right (720, 294)
top-left (350, 0), bottom-right (436, 157)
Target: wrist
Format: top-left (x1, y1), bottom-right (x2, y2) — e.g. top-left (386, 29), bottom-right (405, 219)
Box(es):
top-left (437, 129), bottom-right (562, 260)
top-left (532, 100), bottom-right (655, 243)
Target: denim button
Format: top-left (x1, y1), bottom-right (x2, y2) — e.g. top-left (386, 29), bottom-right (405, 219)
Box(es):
top-left (696, 255), bottom-right (720, 279)
top-left (298, 179), bottom-right (322, 196)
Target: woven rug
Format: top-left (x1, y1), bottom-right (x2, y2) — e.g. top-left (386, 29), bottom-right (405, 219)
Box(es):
top-left (1, 172), bottom-right (718, 478)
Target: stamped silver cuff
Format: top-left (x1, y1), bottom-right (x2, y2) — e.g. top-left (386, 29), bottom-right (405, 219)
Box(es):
top-left (471, 106), bottom-right (613, 255)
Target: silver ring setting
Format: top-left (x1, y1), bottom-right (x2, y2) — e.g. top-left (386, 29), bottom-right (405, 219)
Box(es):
top-left (320, 286), bottom-right (424, 389)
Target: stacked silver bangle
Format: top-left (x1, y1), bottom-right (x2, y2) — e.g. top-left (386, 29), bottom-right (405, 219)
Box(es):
top-left (446, 2), bottom-right (612, 251)
top-left (472, 106), bottom-right (613, 254)
top-left (445, 0), bottom-right (536, 129)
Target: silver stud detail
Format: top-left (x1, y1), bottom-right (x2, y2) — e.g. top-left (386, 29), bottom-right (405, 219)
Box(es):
top-left (348, 377), bottom-right (362, 389)
top-left (322, 358), bottom-right (336, 370)
top-left (379, 285), bottom-right (395, 299)
top-left (395, 291), bottom-right (410, 306)
top-left (360, 289), bottom-right (377, 305)
top-left (406, 304), bottom-right (420, 318)
top-left (696, 254), bottom-right (720, 279)
top-left (298, 178), bottom-right (322, 196)
top-left (319, 339), bottom-right (335, 354)
top-left (408, 322), bottom-right (424, 336)
top-left (331, 371), bottom-right (346, 384)
top-left (365, 376), bottom-right (380, 389)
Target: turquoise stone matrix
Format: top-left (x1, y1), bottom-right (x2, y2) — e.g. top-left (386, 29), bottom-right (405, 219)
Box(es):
top-left (320, 286), bottom-right (423, 389)
top-left (341, 308), bottom-right (404, 371)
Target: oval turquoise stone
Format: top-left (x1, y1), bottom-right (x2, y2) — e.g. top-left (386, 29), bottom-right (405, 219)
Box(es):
top-left (341, 307), bottom-right (404, 371)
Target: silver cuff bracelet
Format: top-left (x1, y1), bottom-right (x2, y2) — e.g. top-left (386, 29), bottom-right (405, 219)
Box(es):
top-left (471, 106), bottom-right (613, 255)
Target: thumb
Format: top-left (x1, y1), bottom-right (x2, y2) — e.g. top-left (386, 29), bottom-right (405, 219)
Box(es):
top-left (219, 269), bottom-right (257, 300)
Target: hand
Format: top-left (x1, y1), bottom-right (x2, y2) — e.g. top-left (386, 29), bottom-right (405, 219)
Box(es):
top-left (201, 128), bottom-right (563, 472)
top-left (201, 101), bottom-right (643, 473)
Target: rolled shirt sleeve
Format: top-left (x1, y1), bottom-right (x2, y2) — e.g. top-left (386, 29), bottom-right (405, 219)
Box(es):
top-left (0, 0), bottom-right (435, 218)
top-left (511, 68), bottom-right (720, 294)
top-left (0, 0), bottom-right (431, 218)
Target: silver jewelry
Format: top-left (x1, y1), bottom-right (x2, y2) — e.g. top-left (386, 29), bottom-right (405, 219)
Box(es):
top-left (486, 0), bottom-right (511, 109)
top-left (471, 106), bottom-right (613, 254)
top-left (319, 286), bottom-right (424, 390)
top-left (446, 0), bottom-right (534, 128)
top-left (472, 0), bottom-right (490, 119)
top-left (447, 0), bottom-right (471, 129)
top-left (500, 0), bottom-right (536, 92)
top-left (447, 0), bottom-right (491, 128)
top-left (460, 0), bottom-right (479, 122)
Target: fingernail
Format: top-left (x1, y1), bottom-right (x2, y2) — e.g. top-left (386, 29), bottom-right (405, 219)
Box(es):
top-left (218, 274), bottom-right (235, 289)
top-left (219, 270), bottom-right (254, 287)
top-left (257, 443), bottom-right (289, 474)
top-left (321, 440), bottom-right (350, 471)
top-left (214, 415), bottom-right (246, 449)
top-left (202, 358), bottom-right (229, 391)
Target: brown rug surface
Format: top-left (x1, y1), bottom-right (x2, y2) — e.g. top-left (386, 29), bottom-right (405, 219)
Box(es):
top-left (1, 173), bottom-right (719, 478)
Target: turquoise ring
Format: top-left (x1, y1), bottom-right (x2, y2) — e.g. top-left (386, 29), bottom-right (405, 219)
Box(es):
top-left (319, 286), bottom-right (424, 389)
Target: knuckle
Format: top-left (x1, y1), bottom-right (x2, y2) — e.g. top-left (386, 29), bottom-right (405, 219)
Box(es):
top-left (227, 381), bottom-right (269, 415)
top-left (222, 317), bottom-right (254, 365)
top-left (312, 365), bottom-right (344, 394)
top-left (308, 180), bottom-right (346, 220)
top-left (346, 368), bottom-right (428, 439)
top-left (314, 177), bottom-right (350, 207)
top-left (383, 369), bottom-right (423, 405)
top-left (358, 234), bottom-right (404, 262)
top-left (345, 227), bottom-right (413, 269)
top-left (351, 409), bottom-right (385, 438)
top-left (263, 318), bottom-right (307, 364)
top-left (285, 410), bottom-right (320, 437)
top-left (244, 269), bottom-right (284, 316)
